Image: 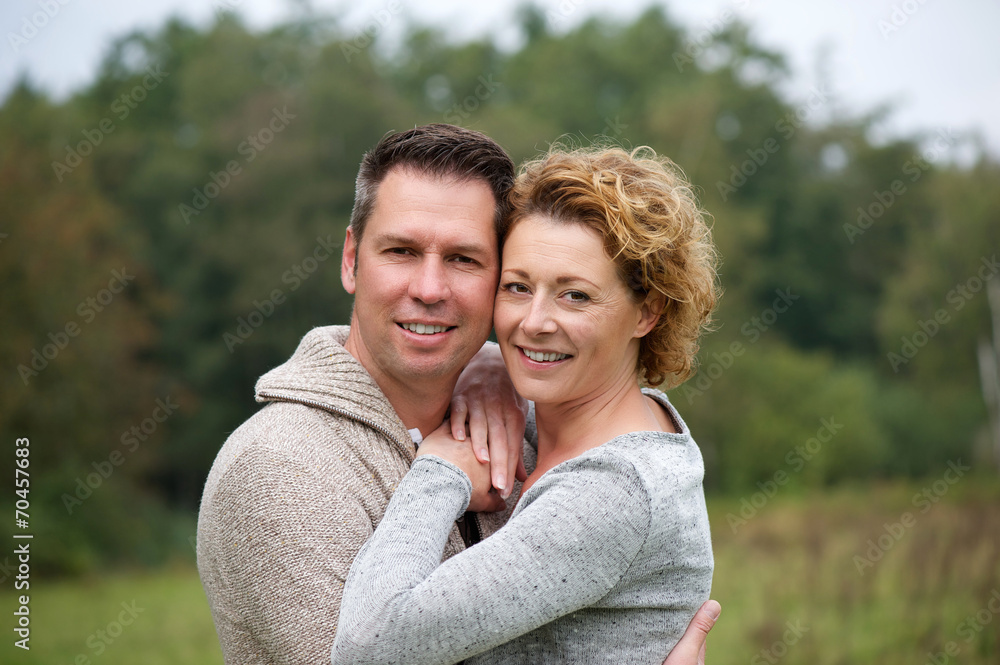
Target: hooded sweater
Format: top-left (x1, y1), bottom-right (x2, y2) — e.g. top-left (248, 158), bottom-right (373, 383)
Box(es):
top-left (196, 325), bottom-right (525, 664)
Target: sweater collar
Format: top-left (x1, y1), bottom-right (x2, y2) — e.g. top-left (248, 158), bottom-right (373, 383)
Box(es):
top-left (255, 325), bottom-right (414, 458)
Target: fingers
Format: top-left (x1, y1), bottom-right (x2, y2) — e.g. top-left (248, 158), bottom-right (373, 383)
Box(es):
top-left (486, 413), bottom-right (510, 499)
top-left (468, 401), bottom-right (489, 464)
top-left (515, 454), bottom-right (528, 482)
top-left (450, 396), bottom-right (468, 442)
top-left (660, 600), bottom-right (720, 665)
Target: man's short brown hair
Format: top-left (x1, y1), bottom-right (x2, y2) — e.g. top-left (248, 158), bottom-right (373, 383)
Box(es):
top-left (349, 124), bottom-right (514, 247)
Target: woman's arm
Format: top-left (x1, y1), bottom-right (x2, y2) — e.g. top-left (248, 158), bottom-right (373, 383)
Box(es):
top-left (331, 452), bottom-right (651, 665)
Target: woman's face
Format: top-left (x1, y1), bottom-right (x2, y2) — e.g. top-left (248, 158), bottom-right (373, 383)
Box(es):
top-left (494, 214), bottom-right (655, 407)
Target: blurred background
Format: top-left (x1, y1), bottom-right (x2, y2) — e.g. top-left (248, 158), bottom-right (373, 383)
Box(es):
top-left (2, 0), bottom-right (998, 663)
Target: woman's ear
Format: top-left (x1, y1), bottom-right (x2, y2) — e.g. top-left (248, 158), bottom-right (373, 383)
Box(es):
top-left (634, 291), bottom-right (666, 338)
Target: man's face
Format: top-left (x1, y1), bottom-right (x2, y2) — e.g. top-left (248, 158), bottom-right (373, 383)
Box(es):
top-left (341, 167), bottom-right (499, 392)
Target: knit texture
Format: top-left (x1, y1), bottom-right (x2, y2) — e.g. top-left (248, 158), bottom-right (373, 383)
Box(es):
top-left (333, 389), bottom-right (714, 665)
top-left (196, 326), bottom-right (527, 664)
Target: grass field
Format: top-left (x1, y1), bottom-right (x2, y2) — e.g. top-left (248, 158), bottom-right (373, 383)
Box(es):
top-left (3, 479), bottom-right (998, 664)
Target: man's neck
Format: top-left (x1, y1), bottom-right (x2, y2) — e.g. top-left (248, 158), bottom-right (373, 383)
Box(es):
top-left (342, 325), bottom-right (455, 439)
top-left (379, 376), bottom-right (454, 439)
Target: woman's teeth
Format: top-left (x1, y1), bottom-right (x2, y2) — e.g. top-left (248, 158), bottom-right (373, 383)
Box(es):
top-left (523, 349), bottom-right (569, 362)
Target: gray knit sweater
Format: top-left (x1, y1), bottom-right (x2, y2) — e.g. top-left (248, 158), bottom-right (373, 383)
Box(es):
top-left (197, 326), bottom-right (525, 665)
top-left (332, 389), bottom-right (713, 665)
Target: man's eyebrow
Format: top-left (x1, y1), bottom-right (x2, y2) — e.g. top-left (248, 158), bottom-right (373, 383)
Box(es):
top-left (377, 233), bottom-right (492, 256)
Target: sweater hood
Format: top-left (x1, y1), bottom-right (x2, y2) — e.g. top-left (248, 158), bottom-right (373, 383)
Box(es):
top-left (254, 325), bottom-right (413, 455)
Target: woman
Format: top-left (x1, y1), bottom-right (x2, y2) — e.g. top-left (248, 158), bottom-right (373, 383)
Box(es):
top-left (332, 145), bottom-right (720, 665)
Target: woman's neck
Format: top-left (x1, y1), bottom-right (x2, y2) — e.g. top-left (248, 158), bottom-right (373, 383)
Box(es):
top-left (533, 379), bottom-right (663, 462)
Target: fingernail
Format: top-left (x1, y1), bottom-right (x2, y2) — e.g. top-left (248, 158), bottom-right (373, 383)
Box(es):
top-left (496, 474), bottom-right (506, 492)
top-left (704, 600), bottom-right (721, 620)
top-left (456, 429), bottom-right (465, 441)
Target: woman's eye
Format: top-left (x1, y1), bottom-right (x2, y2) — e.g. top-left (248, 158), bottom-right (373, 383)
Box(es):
top-left (565, 291), bottom-right (589, 302)
top-left (503, 282), bottom-right (529, 294)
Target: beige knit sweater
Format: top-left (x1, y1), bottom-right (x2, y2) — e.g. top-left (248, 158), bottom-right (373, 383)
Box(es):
top-left (196, 326), bottom-right (526, 665)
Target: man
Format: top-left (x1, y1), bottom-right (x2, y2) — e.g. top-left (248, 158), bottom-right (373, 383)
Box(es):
top-left (197, 124), bottom-right (717, 664)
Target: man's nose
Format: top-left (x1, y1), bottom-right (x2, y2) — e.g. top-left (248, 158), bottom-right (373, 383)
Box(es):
top-left (408, 258), bottom-right (451, 304)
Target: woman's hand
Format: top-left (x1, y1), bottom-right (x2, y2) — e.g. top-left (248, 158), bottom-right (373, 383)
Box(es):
top-left (450, 344), bottom-right (529, 499)
top-left (418, 421), bottom-right (507, 513)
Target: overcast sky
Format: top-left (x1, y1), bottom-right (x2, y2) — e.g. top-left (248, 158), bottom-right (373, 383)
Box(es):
top-left (3, 0), bottom-right (998, 162)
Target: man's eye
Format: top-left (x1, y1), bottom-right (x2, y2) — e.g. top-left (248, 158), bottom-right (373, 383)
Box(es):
top-left (453, 255), bottom-right (476, 264)
top-left (389, 248), bottom-right (412, 255)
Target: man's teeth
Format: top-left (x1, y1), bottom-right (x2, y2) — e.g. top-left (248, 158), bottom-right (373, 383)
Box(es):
top-left (402, 323), bottom-right (448, 335)
top-left (524, 349), bottom-right (569, 362)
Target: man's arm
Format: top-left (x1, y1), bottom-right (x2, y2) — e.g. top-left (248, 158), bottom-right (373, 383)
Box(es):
top-left (199, 445), bottom-right (374, 665)
top-left (663, 600), bottom-right (721, 665)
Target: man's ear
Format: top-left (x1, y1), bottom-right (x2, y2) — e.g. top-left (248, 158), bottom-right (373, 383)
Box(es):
top-left (634, 291), bottom-right (666, 338)
top-left (341, 227), bottom-right (358, 295)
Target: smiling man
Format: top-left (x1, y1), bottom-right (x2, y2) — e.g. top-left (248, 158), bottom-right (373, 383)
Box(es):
top-left (196, 124), bottom-right (718, 665)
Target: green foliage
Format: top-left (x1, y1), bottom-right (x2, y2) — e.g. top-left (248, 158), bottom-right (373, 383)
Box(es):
top-left (2, 5), bottom-right (997, 572)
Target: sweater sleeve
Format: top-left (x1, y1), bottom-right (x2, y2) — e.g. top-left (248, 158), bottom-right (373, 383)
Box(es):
top-left (199, 445), bottom-right (373, 665)
top-left (331, 452), bottom-right (651, 665)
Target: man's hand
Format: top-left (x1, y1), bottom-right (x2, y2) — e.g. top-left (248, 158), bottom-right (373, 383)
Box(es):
top-left (662, 600), bottom-right (720, 665)
top-left (450, 344), bottom-right (529, 499)
top-left (418, 421), bottom-right (507, 513)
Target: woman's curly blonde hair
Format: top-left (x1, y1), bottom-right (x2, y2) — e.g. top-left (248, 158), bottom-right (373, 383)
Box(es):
top-left (506, 144), bottom-right (720, 388)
